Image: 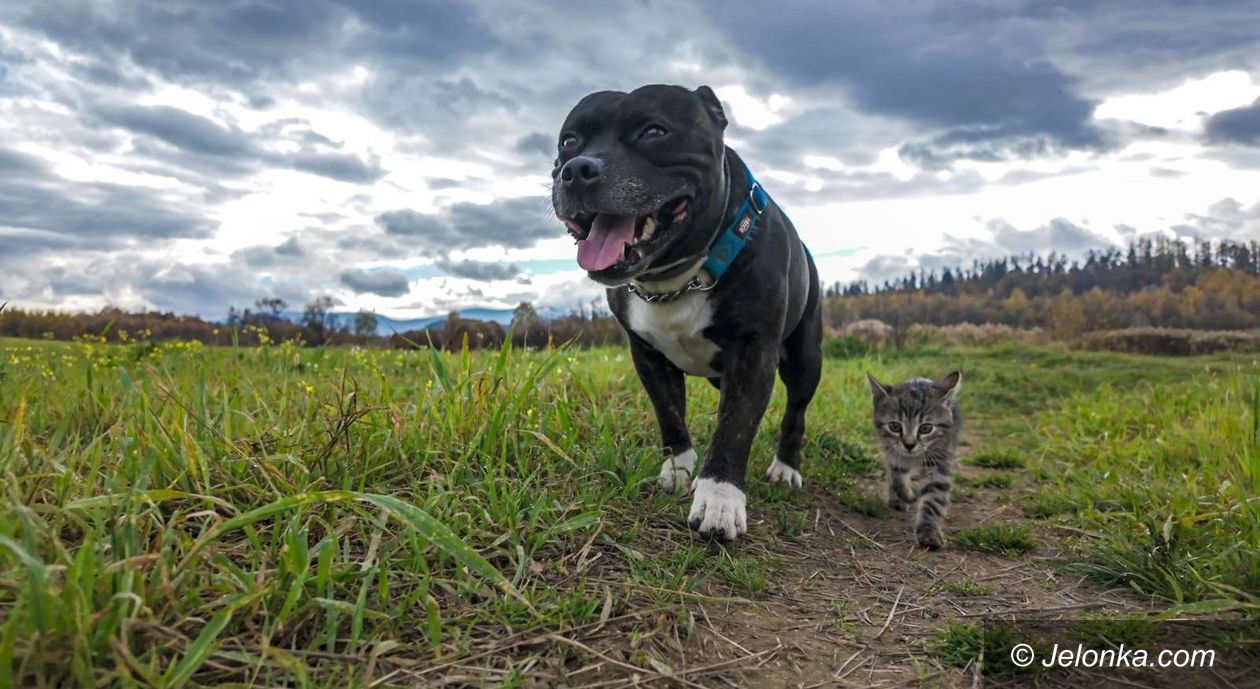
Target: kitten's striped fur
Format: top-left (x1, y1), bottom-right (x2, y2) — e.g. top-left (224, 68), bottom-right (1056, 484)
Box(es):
top-left (867, 371), bottom-right (961, 550)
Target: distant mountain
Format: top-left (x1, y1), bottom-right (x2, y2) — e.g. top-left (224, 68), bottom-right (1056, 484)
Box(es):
top-left (271, 306), bottom-right (572, 336)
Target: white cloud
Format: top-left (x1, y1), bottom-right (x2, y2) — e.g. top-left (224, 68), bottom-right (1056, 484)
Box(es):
top-left (1093, 70), bottom-right (1260, 132)
top-left (713, 84), bottom-right (790, 131)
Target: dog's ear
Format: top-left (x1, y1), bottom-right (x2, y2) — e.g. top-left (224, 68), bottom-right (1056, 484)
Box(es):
top-left (694, 85), bottom-right (728, 131)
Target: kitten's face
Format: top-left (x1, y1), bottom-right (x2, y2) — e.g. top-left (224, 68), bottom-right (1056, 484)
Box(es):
top-left (868, 372), bottom-right (960, 457)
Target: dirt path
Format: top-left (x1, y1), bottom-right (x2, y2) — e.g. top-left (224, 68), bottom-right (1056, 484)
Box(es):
top-left (407, 436), bottom-right (1149, 688)
top-left (563, 438), bottom-right (1148, 688)
top-left (663, 433), bottom-right (1151, 688)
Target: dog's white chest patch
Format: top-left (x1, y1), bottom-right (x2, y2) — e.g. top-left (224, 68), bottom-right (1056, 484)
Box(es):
top-left (626, 291), bottom-right (721, 377)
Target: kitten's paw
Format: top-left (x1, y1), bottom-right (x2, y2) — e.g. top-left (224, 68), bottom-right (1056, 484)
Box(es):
top-left (687, 478), bottom-right (747, 541)
top-left (888, 496), bottom-right (909, 512)
top-left (916, 523), bottom-right (945, 550)
top-left (764, 456), bottom-right (803, 488)
top-left (657, 448), bottom-right (696, 492)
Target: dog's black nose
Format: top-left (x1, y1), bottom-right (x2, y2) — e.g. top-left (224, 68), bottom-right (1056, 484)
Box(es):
top-left (559, 156), bottom-right (603, 190)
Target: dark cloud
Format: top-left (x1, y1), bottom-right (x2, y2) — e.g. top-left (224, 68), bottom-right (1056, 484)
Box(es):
top-left (702, 2), bottom-right (1101, 153)
top-left (515, 132), bottom-right (554, 158)
top-left (231, 237), bottom-right (307, 268)
top-left (287, 151), bottom-right (385, 183)
top-left (426, 178), bottom-right (464, 190)
top-left (858, 216), bottom-right (1121, 284)
top-left (447, 196), bottom-right (555, 247)
top-left (96, 103), bottom-right (254, 157)
top-left (1178, 197), bottom-right (1260, 242)
top-left (9, 0), bottom-right (348, 85)
top-left (374, 196), bottom-right (557, 253)
top-left (332, 0), bottom-right (497, 65)
top-left (856, 254), bottom-right (914, 286)
top-left (274, 236), bottom-right (304, 256)
top-left (986, 217), bottom-right (1115, 255)
top-left (435, 258), bottom-right (521, 281)
top-left (734, 104), bottom-right (904, 171)
top-left (0, 146), bottom-right (45, 174)
top-left (141, 260), bottom-right (266, 314)
top-left (0, 146), bottom-right (214, 247)
top-left (1204, 98), bottom-right (1260, 147)
top-left (91, 102), bottom-right (387, 183)
top-left (375, 209), bottom-right (448, 237)
top-left (338, 267), bottom-right (411, 297)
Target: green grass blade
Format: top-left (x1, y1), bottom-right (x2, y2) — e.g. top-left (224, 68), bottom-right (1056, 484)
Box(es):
top-left (157, 609), bottom-right (233, 689)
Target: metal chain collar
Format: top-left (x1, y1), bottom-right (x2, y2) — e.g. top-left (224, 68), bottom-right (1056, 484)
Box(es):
top-left (625, 272), bottom-right (714, 303)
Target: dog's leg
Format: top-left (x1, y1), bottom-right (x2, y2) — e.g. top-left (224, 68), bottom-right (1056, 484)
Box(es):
top-left (688, 342), bottom-right (778, 541)
top-left (767, 296), bottom-right (822, 488)
top-left (629, 336), bottom-right (693, 491)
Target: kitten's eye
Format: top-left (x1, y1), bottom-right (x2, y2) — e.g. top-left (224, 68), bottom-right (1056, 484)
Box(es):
top-left (887, 422), bottom-right (902, 433)
top-left (641, 124), bottom-right (668, 139)
top-left (560, 134), bottom-right (579, 149)
top-left (919, 423), bottom-right (934, 435)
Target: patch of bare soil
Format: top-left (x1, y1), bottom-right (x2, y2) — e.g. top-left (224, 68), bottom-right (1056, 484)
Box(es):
top-left (677, 471), bottom-right (1140, 688)
top-left (570, 449), bottom-right (1141, 688)
top-left (401, 438), bottom-right (1147, 688)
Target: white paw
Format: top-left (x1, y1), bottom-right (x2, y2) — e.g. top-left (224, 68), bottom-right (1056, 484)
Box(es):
top-left (764, 456), bottom-right (803, 488)
top-left (687, 478), bottom-right (747, 541)
top-left (657, 448), bottom-right (696, 492)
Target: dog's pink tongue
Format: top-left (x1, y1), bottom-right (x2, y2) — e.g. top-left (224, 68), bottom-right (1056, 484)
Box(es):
top-left (576, 213), bottom-right (636, 271)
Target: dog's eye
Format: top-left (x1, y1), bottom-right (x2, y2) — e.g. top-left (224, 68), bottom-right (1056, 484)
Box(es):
top-left (918, 423), bottom-right (934, 435)
top-left (641, 124), bottom-right (668, 139)
top-left (887, 422), bottom-right (902, 433)
top-left (560, 134), bottom-right (579, 149)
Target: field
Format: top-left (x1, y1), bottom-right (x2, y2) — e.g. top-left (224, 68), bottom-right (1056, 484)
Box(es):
top-left (0, 336), bottom-right (1257, 687)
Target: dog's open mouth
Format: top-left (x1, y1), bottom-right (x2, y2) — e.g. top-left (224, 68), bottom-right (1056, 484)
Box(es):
top-left (566, 196), bottom-right (691, 273)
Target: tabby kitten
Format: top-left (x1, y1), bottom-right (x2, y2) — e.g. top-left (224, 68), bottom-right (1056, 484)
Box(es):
top-left (866, 371), bottom-right (961, 550)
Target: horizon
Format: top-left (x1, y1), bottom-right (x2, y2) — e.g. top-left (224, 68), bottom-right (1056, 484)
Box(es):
top-left (2, 1), bottom-right (1259, 320)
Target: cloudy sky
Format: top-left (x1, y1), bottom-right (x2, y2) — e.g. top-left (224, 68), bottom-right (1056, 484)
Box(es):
top-left (2, 1), bottom-right (1259, 319)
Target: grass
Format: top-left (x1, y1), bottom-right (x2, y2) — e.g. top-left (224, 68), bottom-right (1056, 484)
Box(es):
top-left (0, 336), bottom-right (1256, 685)
top-left (929, 621), bottom-right (1033, 674)
top-left (941, 580), bottom-right (995, 597)
top-left (1022, 492), bottom-right (1077, 518)
top-left (955, 524), bottom-right (1038, 555)
top-left (966, 450), bottom-right (1025, 469)
top-left (836, 488), bottom-right (892, 518)
top-left (958, 472), bottom-right (1015, 489)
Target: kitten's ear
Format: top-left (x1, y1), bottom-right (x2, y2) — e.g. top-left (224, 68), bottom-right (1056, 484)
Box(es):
top-left (934, 371), bottom-right (961, 400)
top-left (867, 373), bottom-right (892, 399)
top-left (694, 85), bottom-right (728, 131)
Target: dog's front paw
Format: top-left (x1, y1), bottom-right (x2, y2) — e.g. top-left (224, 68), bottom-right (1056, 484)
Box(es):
top-left (764, 456), bottom-right (802, 488)
top-left (687, 478), bottom-right (747, 541)
top-left (658, 448), bottom-right (697, 492)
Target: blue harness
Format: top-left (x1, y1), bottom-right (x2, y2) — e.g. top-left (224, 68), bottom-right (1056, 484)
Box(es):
top-left (628, 162), bottom-right (788, 303)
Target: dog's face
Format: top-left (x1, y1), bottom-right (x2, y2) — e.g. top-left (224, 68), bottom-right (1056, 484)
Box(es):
top-left (551, 84), bottom-right (728, 285)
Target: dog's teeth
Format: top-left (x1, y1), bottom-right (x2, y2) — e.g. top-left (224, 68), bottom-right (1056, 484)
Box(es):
top-left (642, 217), bottom-right (656, 239)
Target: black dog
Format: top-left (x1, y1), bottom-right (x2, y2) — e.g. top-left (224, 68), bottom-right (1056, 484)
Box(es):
top-left (551, 84), bottom-right (822, 541)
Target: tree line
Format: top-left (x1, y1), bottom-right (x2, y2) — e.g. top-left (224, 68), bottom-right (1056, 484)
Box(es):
top-left (823, 238), bottom-right (1259, 336)
top-left (2, 237), bottom-right (1255, 348)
